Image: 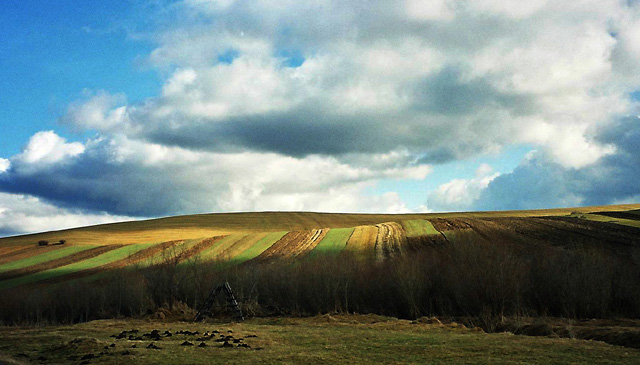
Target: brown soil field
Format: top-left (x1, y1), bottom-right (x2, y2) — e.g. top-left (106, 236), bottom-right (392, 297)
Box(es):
top-left (424, 216), bottom-right (640, 259)
top-left (0, 245), bottom-right (122, 281)
top-left (255, 229), bottom-right (326, 261)
top-left (429, 218), bottom-right (473, 232)
top-left (374, 222), bottom-right (407, 261)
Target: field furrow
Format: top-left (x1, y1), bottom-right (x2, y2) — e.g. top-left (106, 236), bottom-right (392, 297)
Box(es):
top-left (255, 229), bottom-right (324, 261)
top-left (374, 222), bottom-right (407, 261)
top-left (0, 245), bottom-right (116, 281)
top-left (195, 234), bottom-right (248, 262)
top-left (233, 231), bottom-right (287, 264)
top-left (172, 236), bottom-right (227, 265)
top-left (127, 239), bottom-right (187, 267)
top-left (307, 228), bottom-right (354, 258)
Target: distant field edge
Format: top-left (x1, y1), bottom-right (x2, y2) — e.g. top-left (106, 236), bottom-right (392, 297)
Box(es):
top-left (1, 203), bottom-right (639, 245)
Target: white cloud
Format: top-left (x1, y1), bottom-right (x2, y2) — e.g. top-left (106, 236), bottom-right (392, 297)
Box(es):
top-left (428, 164), bottom-right (500, 212)
top-left (14, 131), bottom-right (84, 168)
top-left (0, 158), bottom-right (9, 173)
top-left (0, 192), bottom-right (133, 236)
top-left (1, 133), bottom-right (430, 217)
top-left (63, 91), bottom-right (130, 132)
top-left (3, 0), bottom-right (640, 226)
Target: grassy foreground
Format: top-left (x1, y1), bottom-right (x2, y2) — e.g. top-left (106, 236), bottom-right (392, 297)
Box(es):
top-left (0, 315), bottom-right (638, 364)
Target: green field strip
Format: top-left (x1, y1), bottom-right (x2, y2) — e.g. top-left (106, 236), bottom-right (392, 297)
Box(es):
top-left (209, 231), bottom-right (288, 270)
top-left (196, 234), bottom-right (248, 261)
top-left (137, 238), bottom-right (204, 268)
top-left (580, 214), bottom-right (640, 229)
top-left (0, 243), bottom-right (156, 290)
top-left (232, 231), bottom-right (287, 263)
top-left (401, 219), bottom-right (440, 237)
top-left (307, 228), bottom-right (354, 258)
top-left (0, 245), bottom-right (94, 274)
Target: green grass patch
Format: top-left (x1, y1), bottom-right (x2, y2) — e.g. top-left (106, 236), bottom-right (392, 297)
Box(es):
top-left (0, 245), bottom-right (94, 274)
top-left (233, 231), bottom-right (287, 263)
top-left (401, 219), bottom-right (440, 237)
top-left (575, 213), bottom-right (640, 229)
top-left (308, 228), bottom-right (354, 258)
top-left (0, 243), bottom-right (156, 290)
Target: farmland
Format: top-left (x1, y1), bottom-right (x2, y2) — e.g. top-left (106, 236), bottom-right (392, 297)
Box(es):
top-left (1, 203), bottom-right (640, 363)
top-left (0, 203), bottom-right (639, 294)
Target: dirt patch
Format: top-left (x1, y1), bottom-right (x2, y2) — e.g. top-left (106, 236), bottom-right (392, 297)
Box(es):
top-left (428, 218), bottom-right (472, 232)
top-left (374, 222), bottom-right (407, 261)
top-left (254, 229), bottom-right (326, 261)
top-left (0, 245), bottom-right (122, 281)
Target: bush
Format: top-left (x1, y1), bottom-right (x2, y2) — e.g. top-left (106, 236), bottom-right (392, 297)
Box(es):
top-left (3, 236), bottom-right (640, 327)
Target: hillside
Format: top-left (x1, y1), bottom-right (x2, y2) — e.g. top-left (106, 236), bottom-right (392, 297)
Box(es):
top-left (1, 203), bottom-right (639, 292)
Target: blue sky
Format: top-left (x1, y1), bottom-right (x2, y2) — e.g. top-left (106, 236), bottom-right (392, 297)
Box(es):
top-left (0, 1), bottom-right (162, 156)
top-left (1, 0), bottom-right (640, 235)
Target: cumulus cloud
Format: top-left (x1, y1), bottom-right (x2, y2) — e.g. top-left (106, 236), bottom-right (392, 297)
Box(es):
top-left (0, 132), bottom-right (430, 217)
top-left (428, 163), bottom-right (500, 212)
top-left (2, 0), bottom-right (640, 233)
top-left (11, 131), bottom-right (85, 173)
top-left (60, 0), bottom-right (636, 166)
top-left (474, 116), bottom-right (640, 211)
top-left (0, 192), bottom-right (133, 236)
top-left (0, 158), bottom-right (9, 173)
top-left (62, 91), bottom-right (130, 132)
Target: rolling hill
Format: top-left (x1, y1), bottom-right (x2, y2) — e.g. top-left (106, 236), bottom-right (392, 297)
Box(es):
top-left (1, 203), bottom-right (639, 290)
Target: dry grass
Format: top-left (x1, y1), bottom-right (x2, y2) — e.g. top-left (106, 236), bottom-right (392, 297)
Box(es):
top-left (0, 316), bottom-right (639, 364)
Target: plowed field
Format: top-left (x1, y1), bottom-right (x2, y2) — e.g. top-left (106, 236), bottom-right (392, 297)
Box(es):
top-left (374, 222), bottom-right (407, 261)
top-left (256, 229), bottom-right (327, 261)
top-left (2, 205), bottom-right (640, 289)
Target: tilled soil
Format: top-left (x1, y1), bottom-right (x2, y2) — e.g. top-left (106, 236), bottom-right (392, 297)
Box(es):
top-left (255, 229), bottom-right (326, 261)
top-left (374, 222), bottom-right (407, 261)
top-left (424, 216), bottom-right (640, 259)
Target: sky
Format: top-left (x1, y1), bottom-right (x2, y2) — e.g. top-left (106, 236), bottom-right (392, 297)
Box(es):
top-left (1, 0), bottom-right (640, 236)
